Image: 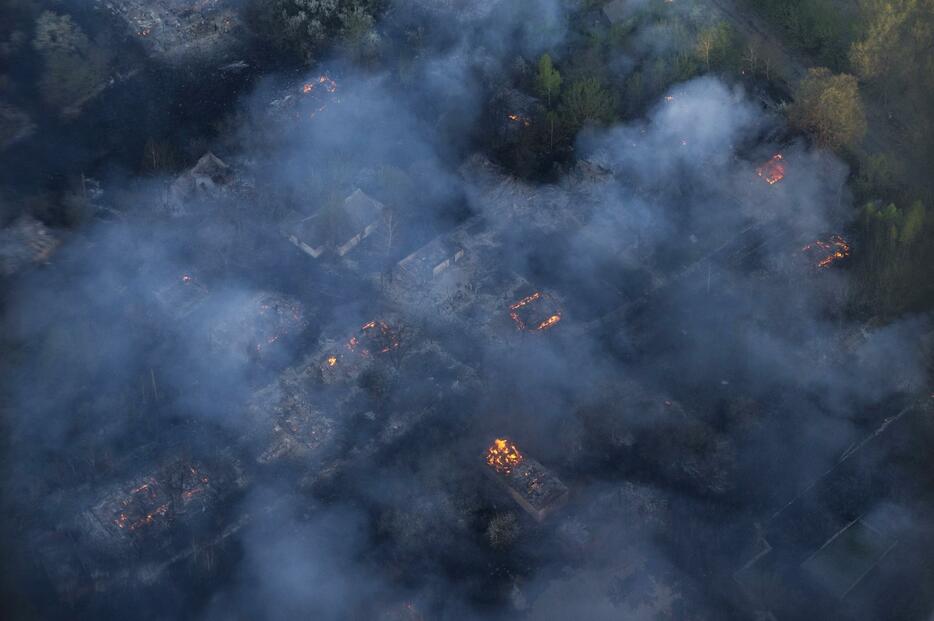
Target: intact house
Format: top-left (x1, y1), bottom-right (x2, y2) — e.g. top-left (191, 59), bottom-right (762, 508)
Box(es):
top-left (282, 189), bottom-right (385, 260)
top-left (396, 235), bottom-right (465, 283)
top-left (166, 152), bottom-right (250, 217)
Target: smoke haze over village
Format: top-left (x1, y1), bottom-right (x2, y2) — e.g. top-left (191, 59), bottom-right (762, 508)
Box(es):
top-left (1, 1), bottom-right (933, 619)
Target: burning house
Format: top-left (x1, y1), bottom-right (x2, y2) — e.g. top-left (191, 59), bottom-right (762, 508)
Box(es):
top-left (317, 318), bottom-right (403, 385)
top-left (484, 438), bottom-right (569, 522)
top-left (489, 87), bottom-right (540, 144)
top-left (78, 452), bottom-right (247, 560)
top-left (509, 290), bottom-right (563, 332)
top-left (802, 234), bottom-right (851, 269)
top-left (269, 75), bottom-right (340, 122)
top-left (96, 0), bottom-right (242, 63)
top-left (0, 215), bottom-right (58, 276)
top-left (282, 189), bottom-right (385, 260)
top-left (756, 153), bottom-right (786, 185)
top-left (347, 320), bottom-right (402, 357)
top-left (247, 377), bottom-right (339, 465)
top-left (29, 449), bottom-right (250, 601)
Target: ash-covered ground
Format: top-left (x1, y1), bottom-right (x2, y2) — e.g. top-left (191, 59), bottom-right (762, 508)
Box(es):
top-left (1, 1), bottom-right (933, 620)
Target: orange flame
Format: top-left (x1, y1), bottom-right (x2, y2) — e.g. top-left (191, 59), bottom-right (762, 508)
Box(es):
top-left (802, 234), bottom-right (850, 268)
top-left (757, 153), bottom-right (785, 185)
top-left (112, 464), bottom-right (210, 531)
top-left (486, 438), bottom-right (524, 474)
top-left (509, 292), bottom-right (562, 332)
top-left (298, 76), bottom-right (339, 120)
top-left (347, 320), bottom-right (400, 357)
top-left (326, 355), bottom-right (338, 367)
top-left (114, 504), bottom-right (169, 531)
top-left (537, 314), bottom-right (562, 331)
top-left (507, 113), bottom-right (531, 127)
top-left (302, 75), bottom-right (337, 95)
top-left (510, 292), bottom-right (542, 311)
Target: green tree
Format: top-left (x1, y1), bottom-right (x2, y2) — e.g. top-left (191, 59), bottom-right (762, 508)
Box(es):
top-left (850, 0), bottom-right (934, 165)
top-left (849, 0), bottom-right (932, 85)
top-left (249, 0), bottom-right (378, 64)
top-left (789, 67), bottom-right (867, 149)
top-left (558, 77), bottom-right (616, 134)
top-left (857, 199), bottom-right (929, 313)
top-left (694, 21), bottom-right (733, 71)
top-left (339, 4), bottom-right (380, 65)
top-left (535, 53), bottom-right (562, 108)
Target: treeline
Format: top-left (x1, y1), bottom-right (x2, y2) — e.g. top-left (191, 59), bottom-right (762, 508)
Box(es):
top-left (738, 0), bottom-right (857, 69)
top-left (775, 0), bottom-right (934, 316)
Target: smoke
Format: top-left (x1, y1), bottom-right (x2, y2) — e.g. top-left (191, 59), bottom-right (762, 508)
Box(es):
top-left (1, 0), bottom-right (930, 619)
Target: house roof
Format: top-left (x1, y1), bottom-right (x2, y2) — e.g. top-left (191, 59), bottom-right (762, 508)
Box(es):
top-left (189, 152), bottom-right (231, 186)
top-left (168, 152), bottom-right (236, 215)
top-left (398, 236), bottom-right (463, 278)
top-left (290, 189), bottom-right (384, 250)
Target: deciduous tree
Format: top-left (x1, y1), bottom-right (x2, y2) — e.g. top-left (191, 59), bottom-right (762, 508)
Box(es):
top-left (535, 53), bottom-right (562, 108)
top-left (789, 67), bottom-right (867, 149)
top-left (694, 21), bottom-right (733, 71)
top-left (558, 77), bottom-right (616, 134)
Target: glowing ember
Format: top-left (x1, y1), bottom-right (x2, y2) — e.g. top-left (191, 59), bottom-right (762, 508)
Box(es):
top-left (254, 296), bottom-right (305, 352)
top-left (326, 355), bottom-right (338, 367)
top-left (509, 292), bottom-right (562, 332)
top-left (302, 75), bottom-right (337, 94)
top-left (180, 465), bottom-right (210, 503)
top-left (347, 320), bottom-right (400, 357)
top-left (112, 477), bottom-right (168, 532)
top-left (537, 314), bottom-right (561, 330)
top-left (802, 234), bottom-right (851, 269)
top-left (114, 504), bottom-right (168, 531)
top-left (98, 460), bottom-right (222, 539)
top-left (297, 75), bottom-right (339, 119)
top-left (757, 153), bottom-right (785, 185)
top-left (486, 438), bottom-right (524, 474)
top-left (510, 291), bottom-right (542, 310)
top-left (507, 113), bottom-right (531, 127)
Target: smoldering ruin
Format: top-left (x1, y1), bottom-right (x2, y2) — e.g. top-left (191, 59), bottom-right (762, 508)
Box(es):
top-left (1, 1), bottom-right (933, 620)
